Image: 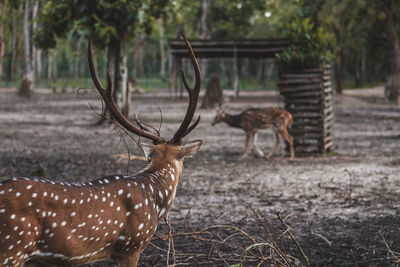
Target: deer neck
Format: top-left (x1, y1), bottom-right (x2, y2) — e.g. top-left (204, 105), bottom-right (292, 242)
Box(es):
top-left (136, 159), bottom-right (182, 221)
top-left (223, 113), bottom-right (242, 128)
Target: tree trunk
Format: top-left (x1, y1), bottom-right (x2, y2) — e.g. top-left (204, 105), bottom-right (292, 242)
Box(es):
top-left (200, 0), bottom-right (210, 39)
top-left (256, 60), bottom-right (264, 83)
top-left (354, 43), bottom-right (361, 88)
top-left (31, 0), bottom-right (39, 82)
top-left (47, 50), bottom-right (52, 87)
top-left (334, 29), bottom-right (343, 94)
top-left (19, 0), bottom-right (33, 97)
top-left (93, 42), bottom-right (117, 125)
top-left (199, 0), bottom-right (210, 81)
top-left (382, 0), bottom-right (400, 102)
top-left (220, 60), bottom-right (226, 87)
top-left (47, 49), bottom-right (55, 89)
top-left (158, 18), bottom-right (166, 78)
top-left (106, 34), bottom-right (129, 117)
top-left (36, 50), bottom-right (42, 82)
top-left (107, 41), bottom-right (117, 84)
top-left (114, 33), bottom-right (128, 116)
top-left (97, 34), bottom-right (129, 124)
top-left (73, 37), bottom-right (82, 80)
top-left (0, 2), bottom-right (6, 80)
top-left (179, 58), bottom-right (184, 98)
top-left (361, 46), bottom-right (366, 86)
top-left (201, 73), bottom-right (224, 109)
top-left (266, 61), bottom-right (274, 82)
top-left (233, 47), bottom-right (239, 98)
top-left (131, 32), bottom-right (145, 80)
top-left (168, 52), bottom-right (175, 96)
top-left (10, 7), bottom-right (18, 81)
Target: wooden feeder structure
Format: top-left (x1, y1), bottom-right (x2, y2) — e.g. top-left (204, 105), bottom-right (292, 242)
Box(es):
top-left (278, 65), bottom-right (333, 155)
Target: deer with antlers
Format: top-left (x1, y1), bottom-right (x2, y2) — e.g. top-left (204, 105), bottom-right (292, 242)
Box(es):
top-left (0, 34), bottom-right (201, 267)
top-left (212, 106), bottom-right (295, 160)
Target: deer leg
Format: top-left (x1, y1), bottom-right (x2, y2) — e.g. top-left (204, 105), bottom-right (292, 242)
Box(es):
top-left (252, 132), bottom-right (264, 157)
top-left (266, 131), bottom-right (281, 160)
top-left (281, 129), bottom-right (295, 159)
top-left (239, 132), bottom-right (252, 160)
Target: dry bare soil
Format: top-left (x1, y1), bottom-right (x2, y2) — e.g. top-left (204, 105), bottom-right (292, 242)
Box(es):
top-left (1, 87), bottom-right (399, 266)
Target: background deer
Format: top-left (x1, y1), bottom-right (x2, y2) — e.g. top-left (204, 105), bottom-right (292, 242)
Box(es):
top-left (212, 106), bottom-right (295, 160)
top-left (0, 34), bottom-right (201, 267)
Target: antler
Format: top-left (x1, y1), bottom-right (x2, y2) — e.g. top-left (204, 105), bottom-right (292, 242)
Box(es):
top-left (88, 38), bottom-right (164, 144)
top-left (172, 33), bottom-right (202, 144)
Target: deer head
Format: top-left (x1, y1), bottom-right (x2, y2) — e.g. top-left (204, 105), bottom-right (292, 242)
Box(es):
top-left (211, 104), bottom-right (229, 126)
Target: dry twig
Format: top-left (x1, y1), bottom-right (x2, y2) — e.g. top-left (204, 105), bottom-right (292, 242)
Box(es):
top-left (382, 233), bottom-right (400, 263)
top-left (277, 211), bottom-right (310, 267)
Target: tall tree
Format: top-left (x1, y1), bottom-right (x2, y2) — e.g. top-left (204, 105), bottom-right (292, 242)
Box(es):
top-left (0, 1), bottom-right (6, 80)
top-left (31, 0), bottom-right (41, 82)
top-left (35, 0), bottom-right (170, 115)
top-left (322, 0), bottom-right (354, 93)
top-left (131, 31), bottom-right (146, 80)
top-left (382, 0), bottom-right (400, 102)
top-left (8, 4), bottom-right (22, 81)
top-left (73, 37), bottom-right (83, 80)
top-left (158, 18), bottom-right (166, 78)
top-left (199, 0), bottom-right (210, 79)
top-left (19, 0), bottom-right (33, 97)
top-left (201, 73), bottom-right (223, 108)
top-left (200, 0), bottom-right (210, 39)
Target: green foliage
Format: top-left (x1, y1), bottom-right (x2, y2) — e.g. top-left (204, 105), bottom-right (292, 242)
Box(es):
top-left (34, 0), bottom-right (171, 49)
top-left (276, 16), bottom-right (335, 69)
top-left (209, 0), bottom-right (267, 39)
top-left (6, 0), bottom-right (21, 9)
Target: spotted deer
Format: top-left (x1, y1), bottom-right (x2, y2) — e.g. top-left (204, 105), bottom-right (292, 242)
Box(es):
top-left (0, 34), bottom-right (201, 267)
top-left (212, 106), bottom-right (295, 160)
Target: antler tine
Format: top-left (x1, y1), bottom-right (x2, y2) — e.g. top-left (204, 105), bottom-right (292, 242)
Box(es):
top-left (172, 33), bottom-right (202, 144)
top-left (183, 115), bottom-right (200, 138)
top-left (134, 114), bottom-right (161, 136)
top-left (88, 38), bottom-right (164, 144)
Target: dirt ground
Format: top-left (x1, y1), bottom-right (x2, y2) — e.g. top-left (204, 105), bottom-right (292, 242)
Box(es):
top-left (1, 86), bottom-right (400, 266)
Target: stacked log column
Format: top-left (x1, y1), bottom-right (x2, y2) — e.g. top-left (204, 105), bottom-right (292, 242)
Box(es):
top-left (278, 66), bottom-right (333, 155)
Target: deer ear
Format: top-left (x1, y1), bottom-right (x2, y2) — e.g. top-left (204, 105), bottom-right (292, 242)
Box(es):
top-left (141, 143), bottom-right (155, 160)
top-left (178, 140), bottom-right (202, 159)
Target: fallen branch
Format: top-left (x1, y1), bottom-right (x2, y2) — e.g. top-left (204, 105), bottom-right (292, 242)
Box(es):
top-left (277, 211), bottom-right (310, 267)
top-left (311, 230), bottom-right (332, 246)
top-left (382, 233), bottom-right (400, 263)
top-left (249, 205), bottom-right (292, 266)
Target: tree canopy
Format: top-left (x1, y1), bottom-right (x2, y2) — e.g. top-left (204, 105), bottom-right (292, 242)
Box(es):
top-left (34, 0), bottom-right (171, 49)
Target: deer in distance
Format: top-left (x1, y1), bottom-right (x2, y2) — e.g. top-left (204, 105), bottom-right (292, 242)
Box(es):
top-left (212, 106), bottom-right (295, 160)
top-left (0, 33), bottom-right (202, 267)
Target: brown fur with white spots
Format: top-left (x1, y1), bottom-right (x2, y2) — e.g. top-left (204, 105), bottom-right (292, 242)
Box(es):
top-left (212, 107), bottom-right (295, 160)
top-left (0, 33), bottom-right (202, 267)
